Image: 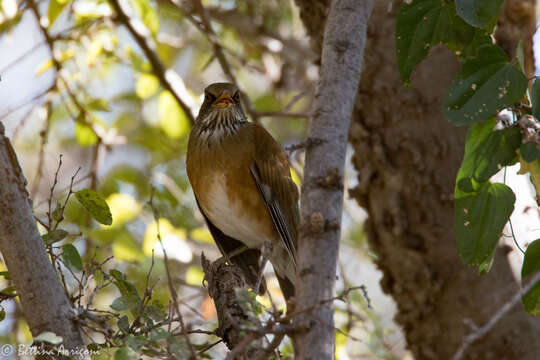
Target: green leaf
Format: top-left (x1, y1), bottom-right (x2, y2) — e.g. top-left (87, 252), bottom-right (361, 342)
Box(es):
top-left (149, 328), bottom-right (171, 341)
top-left (395, 0), bottom-right (482, 81)
top-left (75, 189), bottom-right (113, 225)
top-left (522, 239), bottom-right (540, 315)
top-left (443, 45), bottom-right (527, 125)
top-left (455, 183), bottom-right (515, 270)
top-left (0, 271), bottom-right (10, 280)
top-left (455, 0), bottom-right (503, 29)
top-left (531, 77), bottom-right (540, 120)
top-left (135, 73), bottom-right (159, 99)
top-left (86, 98), bottom-right (111, 112)
top-left (48, 0), bottom-right (70, 26)
top-left (133, 0), bottom-right (160, 35)
top-left (117, 315), bottom-right (130, 333)
top-left (110, 295), bottom-right (139, 311)
top-left (114, 347), bottom-right (131, 360)
top-left (520, 142), bottom-right (540, 163)
top-left (109, 270), bottom-right (140, 298)
top-left (42, 229), bottom-right (69, 245)
top-left (75, 122), bottom-right (98, 147)
top-left (62, 244), bottom-right (82, 271)
top-left (125, 335), bottom-right (146, 350)
top-left (158, 90), bottom-right (190, 139)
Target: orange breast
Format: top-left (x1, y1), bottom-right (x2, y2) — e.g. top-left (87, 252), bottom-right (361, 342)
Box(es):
top-left (186, 127), bottom-right (277, 247)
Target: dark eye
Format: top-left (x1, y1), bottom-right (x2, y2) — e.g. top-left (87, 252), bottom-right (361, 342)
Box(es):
top-left (233, 91), bottom-right (240, 102)
top-left (205, 93), bottom-right (215, 102)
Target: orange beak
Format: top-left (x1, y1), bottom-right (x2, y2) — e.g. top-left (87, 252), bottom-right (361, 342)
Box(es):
top-left (212, 93), bottom-right (234, 108)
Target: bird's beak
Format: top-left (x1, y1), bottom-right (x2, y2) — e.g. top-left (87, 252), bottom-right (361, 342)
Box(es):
top-left (212, 93), bottom-right (233, 108)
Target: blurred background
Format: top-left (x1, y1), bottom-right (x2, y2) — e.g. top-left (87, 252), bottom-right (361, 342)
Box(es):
top-left (0, 0), bottom-right (539, 359)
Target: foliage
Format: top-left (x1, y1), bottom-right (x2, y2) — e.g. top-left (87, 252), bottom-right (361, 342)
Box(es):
top-left (0, 0), bottom-right (396, 358)
top-left (396, 0), bottom-right (540, 313)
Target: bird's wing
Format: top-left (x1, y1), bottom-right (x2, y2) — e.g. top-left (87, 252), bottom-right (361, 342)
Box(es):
top-left (249, 123), bottom-right (300, 267)
top-left (194, 196), bottom-right (266, 294)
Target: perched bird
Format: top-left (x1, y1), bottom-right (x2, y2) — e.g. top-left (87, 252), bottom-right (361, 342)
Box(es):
top-left (186, 82), bottom-right (299, 302)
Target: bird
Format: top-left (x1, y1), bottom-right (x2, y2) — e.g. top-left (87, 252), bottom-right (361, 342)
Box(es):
top-left (186, 82), bottom-right (299, 303)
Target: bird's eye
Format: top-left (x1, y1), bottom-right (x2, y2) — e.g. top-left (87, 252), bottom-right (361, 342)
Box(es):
top-left (205, 93), bottom-right (215, 102)
top-left (233, 91), bottom-right (240, 102)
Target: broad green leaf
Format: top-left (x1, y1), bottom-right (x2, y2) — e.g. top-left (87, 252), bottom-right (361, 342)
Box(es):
top-left (75, 122), bottom-right (98, 147)
top-left (395, 0), bottom-right (483, 81)
top-left (455, 183), bottom-right (515, 270)
top-left (110, 295), bottom-right (139, 311)
top-left (455, 0), bottom-right (503, 29)
top-left (34, 331), bottom-right (63, 345)
top-left (396, 0), bottom-right (444, 82)
top-left (158, 90), bottom-right (190, 139)
top-left (62, 244), bottom-right (82, 271)
top-left (109, 270), bottom-right (140, 298)
top-left (135, 73), bottom-right (159, 99)
top-left (531, 77), bottom-right (540, 120)
top-left (48, 0), bottom-right (70, 26)
top-left (443, 45), bottom-right (527, 125)
top-left (520, 142), bottom-right (540, 163)
top-left (75, 189), bottom-right (113, 225)
top-left (522, 239), bottom-right (540, 315)
top-left (42, 229), bottom-right (68, 245)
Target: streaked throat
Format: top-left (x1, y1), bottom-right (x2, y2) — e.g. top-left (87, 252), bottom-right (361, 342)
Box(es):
top-left (196, 106), bottom-right (246, 142)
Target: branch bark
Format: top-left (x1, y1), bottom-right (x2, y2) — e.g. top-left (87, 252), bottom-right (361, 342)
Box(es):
top-left (0, 122), bottom-right (86, 357)
top-left (293, 0), bottom-right (373, 359)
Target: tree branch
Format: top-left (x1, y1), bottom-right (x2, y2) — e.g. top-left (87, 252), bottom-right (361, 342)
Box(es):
top-left (109, 0), bottom-right (196, 124)
top-left (293, 0), bottom-right (373, 358)
top-left (0, 122), bottom-right (87, 358)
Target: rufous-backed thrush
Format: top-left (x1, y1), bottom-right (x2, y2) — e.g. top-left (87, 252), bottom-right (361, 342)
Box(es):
top-left (186, 82), bottom-right (299, 301)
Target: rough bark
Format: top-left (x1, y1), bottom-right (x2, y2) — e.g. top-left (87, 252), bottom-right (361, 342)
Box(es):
top-left (347, 1), bottom-right (540, 359)
top-left (293, 1), bottom-right (373, 359)
top-left (0, 122), bottom-right (86, 357)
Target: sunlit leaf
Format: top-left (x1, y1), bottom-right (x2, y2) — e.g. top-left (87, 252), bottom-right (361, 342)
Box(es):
top-left (48, 0), bottom-right (70, 26)
top-left (186, 266), bottom-right (204, 286)
top-left (158, 90), bottom-right (190, 139)
top-left (105, 193), bottom-right (141, 227)
top-left (191, 227), bottom-right (213, 244)
top-left (112, 231), bottom-right (144, 262)
top-left (135, 73), bottom-right (159, 99)
top-left (75, 189), bottom-right (113, 225)
top-left (75, 122), bottom-right (98, 147)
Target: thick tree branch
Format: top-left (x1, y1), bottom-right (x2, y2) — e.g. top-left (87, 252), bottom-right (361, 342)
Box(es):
top-left (0, 122), bottom-right (87, 358)
top-left (109, 0), bottom-right (196, 124)
top-left (293, 0), bottom-right (373, 359)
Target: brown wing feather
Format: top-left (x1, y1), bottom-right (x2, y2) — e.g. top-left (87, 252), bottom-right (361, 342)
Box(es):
top-left (250, 123), bottom-right (300, 266)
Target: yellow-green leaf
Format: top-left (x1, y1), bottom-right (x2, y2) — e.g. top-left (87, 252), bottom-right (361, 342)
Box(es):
top-left (75, 189), bottom-right (113, 225)
top-left (158, 90), bottom-right (190, 139)
top-left (75, 122), bottom-right (98, 146)
top-left (135, 73), bottom-right (159, 99)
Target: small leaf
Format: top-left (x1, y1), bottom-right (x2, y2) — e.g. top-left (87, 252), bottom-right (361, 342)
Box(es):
top-left (443, 45), bottom-right (528, 125)
top-left (34, 331), bottom-right (63, 345)
top-left (455, 0), bottom-right (503, 29)
top-left (75, 122), bottom-right (98, 147)
top-left (520, 142), bottom-right (540, 163)
top-left (455, 182), bottom-right (515, 270)
top-left (531, 77), bottom-right (540, 120)
top-left (75, 189), bottom-right (113, 225)
top-left (86, 98), bottom-right (111, 112)
top-left (62, 244), bottom-right (82, 271)
top-left (42, 229), bottom-right (69, 245)
top-left (135, 73), bottom-right (159, 99)
top-left (125, 335), bottom-right (146, 350)
top-left (48, 0), bottom-right (70, 26)
top-left (110, 295), bottom-right (139, 311)
top-left (522, 239), bottom-right (540, 315)
top-left (149, 328), bottom-right (170, 341)
top-left (114, 347), bottom-right (131, 360)
top-left (117, 315), bottom-right (130, 333)
top-left (158, 90), bottom-right (190, 139)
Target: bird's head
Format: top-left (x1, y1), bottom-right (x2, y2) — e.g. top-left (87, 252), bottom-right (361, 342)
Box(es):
top-left (195, 83), bottom-right (247, 136)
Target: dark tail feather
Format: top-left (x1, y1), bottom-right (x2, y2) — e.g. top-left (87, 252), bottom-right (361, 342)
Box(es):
top-left (276, 273), bottom-right (295, 311)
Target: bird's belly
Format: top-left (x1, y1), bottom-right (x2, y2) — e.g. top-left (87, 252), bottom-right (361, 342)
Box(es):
top-left (202, 174), bottom-right (274, 249)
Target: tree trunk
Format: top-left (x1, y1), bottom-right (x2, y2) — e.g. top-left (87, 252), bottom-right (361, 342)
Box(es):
top-left (347, 1), bottom-right (540, 359)
top-left (0, 122), bottom-right (86, 357)
top-left (293, 0), bottom-right (373, 359)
